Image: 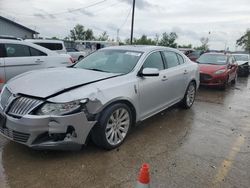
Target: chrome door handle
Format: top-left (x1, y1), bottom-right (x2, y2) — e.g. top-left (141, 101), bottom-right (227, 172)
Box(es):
top-left (35, 60), bottom-right (44, 63)
top-left (161, 76), bottom-right (168, 81)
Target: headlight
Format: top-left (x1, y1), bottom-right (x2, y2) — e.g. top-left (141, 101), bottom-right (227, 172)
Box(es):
top-left (36, 99), bottom-right (88, 115)
top-left (214, 69), bottom-right (226, 75)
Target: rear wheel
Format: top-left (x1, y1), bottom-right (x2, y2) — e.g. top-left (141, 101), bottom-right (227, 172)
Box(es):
top-left (91, 103), bottom-right (132, 150)
top-left (181, 82), bottom-right (196, 109)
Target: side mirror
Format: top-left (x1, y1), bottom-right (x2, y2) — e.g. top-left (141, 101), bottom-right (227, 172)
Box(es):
top-left (139, 68), bottom-right (160, 77)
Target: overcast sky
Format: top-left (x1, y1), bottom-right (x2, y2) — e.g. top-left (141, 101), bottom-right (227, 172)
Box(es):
top-left (1, 0), bottom-right (250, 50)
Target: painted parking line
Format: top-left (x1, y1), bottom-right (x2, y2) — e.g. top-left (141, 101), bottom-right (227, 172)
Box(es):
top-left (212, 135), bottom-right (245, 185)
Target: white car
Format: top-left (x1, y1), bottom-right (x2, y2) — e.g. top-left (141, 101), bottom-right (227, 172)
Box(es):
top-left (66, 47), bottom-right (87, 62)
top-left (26, 39), bottom-right (87, 62)
top-left (25, 39), bottom-right (67, 54)
top-left (0, 39), bottom-right (73, 89)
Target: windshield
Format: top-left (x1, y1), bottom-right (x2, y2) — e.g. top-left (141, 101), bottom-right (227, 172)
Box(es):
top-left (74, 49), bottom-right (142, 74)
top-left (233, 54), bottom-right (249, 61)
top-left (197, 54), bottom-right (227, 65)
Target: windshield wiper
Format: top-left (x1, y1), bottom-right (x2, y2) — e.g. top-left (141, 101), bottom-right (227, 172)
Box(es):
top-left (85, 68), bottom-right (110, 73)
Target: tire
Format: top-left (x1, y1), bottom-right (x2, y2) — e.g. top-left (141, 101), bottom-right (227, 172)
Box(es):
top-left (181, 82), bottom-right (196, 109)
top-left (221, 76), bottom-right (229, 90)
top-left (91, 103), bottom-right (132, 150)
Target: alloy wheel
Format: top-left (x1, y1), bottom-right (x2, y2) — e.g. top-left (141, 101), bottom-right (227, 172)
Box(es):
top-left (105, 108), bottom-right (130, 146)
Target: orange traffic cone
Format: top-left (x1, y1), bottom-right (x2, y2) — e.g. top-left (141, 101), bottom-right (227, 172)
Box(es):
top-left (136, 163), bottom-right (150, 188)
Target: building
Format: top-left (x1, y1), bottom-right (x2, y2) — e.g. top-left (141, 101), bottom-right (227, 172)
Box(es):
top-left (0, 16), bottom-right (39, 39)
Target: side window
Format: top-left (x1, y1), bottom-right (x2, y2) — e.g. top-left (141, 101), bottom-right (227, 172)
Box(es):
top-left (177, 54), bottom-right (185, 64)
top-left (5, 44), bottom-right (30, 57)
top-left (143, 52), bottom-right (164, 70)
top-left (0, 44), bottom-right (6, 58)
top-left (163, 51), bottom-right (179, 68)
top-left (29, 47), bottom-right (47, 56)
top-left (35, 43), bottom-right (63, 50)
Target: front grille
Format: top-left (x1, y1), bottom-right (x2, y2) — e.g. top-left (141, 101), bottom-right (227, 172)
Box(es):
top-left (8, 97), bottom-right (43, 117)
top-left (0, 126), bottom-right (30, 143)
top-left (200, 73), bottom-right (212, 81)
top-left (0, 87), bottom-right (12, 109)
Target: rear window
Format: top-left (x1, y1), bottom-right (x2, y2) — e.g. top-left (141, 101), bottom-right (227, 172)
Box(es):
top-left (233, 55), bottom-right (249, 61)
top-left (35, 42), bottom-right (63, 51)
top-left (30, 47), bottom-right (47, 56)
top-left (66, 48), bottom-right (78, 52)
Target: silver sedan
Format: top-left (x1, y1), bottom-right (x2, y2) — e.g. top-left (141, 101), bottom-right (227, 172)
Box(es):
top-left (0, 45), bottom-right (199, 150)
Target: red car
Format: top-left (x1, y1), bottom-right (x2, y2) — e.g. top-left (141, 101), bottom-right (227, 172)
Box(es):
top-left (197, 53), bottom-right (238, 89)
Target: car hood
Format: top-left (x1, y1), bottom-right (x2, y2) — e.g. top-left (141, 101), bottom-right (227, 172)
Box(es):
top-left (7, 67), bottom-right (119, 98)
top-left (236, 61), bottom-right (248, 66)
top-left (199, 64), bottom-right (226, 74)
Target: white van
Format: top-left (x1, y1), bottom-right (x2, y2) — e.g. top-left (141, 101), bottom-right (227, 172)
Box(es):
top-left (25, 39), bottom-right (67, 54)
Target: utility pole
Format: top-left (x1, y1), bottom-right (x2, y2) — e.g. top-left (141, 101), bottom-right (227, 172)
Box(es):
top-left (130, 0), bottom-right (136, 44)
top-left (116, 29), bottom-right (120, 43)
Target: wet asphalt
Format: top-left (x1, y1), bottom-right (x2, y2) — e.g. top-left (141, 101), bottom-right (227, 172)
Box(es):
top-left (0, 77), bottom-right (249, 188)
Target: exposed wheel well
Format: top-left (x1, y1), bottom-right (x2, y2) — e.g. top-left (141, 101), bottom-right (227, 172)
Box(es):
top-left (98, 100), bottom-right (137, 125)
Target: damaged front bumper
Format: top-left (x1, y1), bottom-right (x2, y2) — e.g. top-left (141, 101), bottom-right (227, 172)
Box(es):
top-left (0, 111), bottom-right (96, 150)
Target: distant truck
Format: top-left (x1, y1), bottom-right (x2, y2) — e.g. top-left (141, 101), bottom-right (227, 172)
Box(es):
top-left (75, 40), bottom-right (119, 55)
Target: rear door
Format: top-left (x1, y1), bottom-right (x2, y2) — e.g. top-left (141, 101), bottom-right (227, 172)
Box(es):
top-left (162, 51), bottom-right (186, 103)
top-left (4, 43), bottom-right (47, 81)
top-left (0, 44), bottom-right (6, 90)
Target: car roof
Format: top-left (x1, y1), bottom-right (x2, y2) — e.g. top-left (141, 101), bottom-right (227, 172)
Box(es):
top-left (0, 39), bottom-right (56, 55)
top-left (203, 52), bottom-right (231, 56)
top-left (232, 53), bottom-right (249, 56)
top-left (25, 39), bottom-right (64, 44)
top-left (102, 45), bottom-right (179, 53)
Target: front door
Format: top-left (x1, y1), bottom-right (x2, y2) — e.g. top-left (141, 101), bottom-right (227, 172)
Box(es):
top-left (3, 43), bottom-right (46, 81)
top-left (138, 51), bottom-right (170, 119)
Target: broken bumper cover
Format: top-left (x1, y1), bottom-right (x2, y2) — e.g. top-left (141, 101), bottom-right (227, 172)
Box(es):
top-left (0, 111), bottom-right (96, 150)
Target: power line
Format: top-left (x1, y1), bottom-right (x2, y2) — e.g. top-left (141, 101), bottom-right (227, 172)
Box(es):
top-left (49, 0), bottom-right (108, 16)
top-left (0, 0), bottom-right (109, 17)
top-left (118, 7), bottom-right (132, 31)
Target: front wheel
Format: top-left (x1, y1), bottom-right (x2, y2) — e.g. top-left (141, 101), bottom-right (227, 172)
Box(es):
top-left (181, 82), bottom-right (196, 109)
top-left (91, 103), bottom-right (132, 150)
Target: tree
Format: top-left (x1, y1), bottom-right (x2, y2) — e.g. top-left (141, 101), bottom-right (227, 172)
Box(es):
top-left (50, 36), bottom-right (59, 40)
top-left (69, 24), bottom-right (95, 41)
top-left (195, 37), bottom-right (209, 51)
top-left (85, 29), bottom-right (95, 40)
top-left (133, 34), bottom-right (156, 45)
top-left (236, 29), bottom-right (250, 53)
top-left (98, 31), bottom-right (109, 41)
top-left (158, 32), bottom-right (178, 48)
top-left (178, 44), bottom-right (192, 48)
